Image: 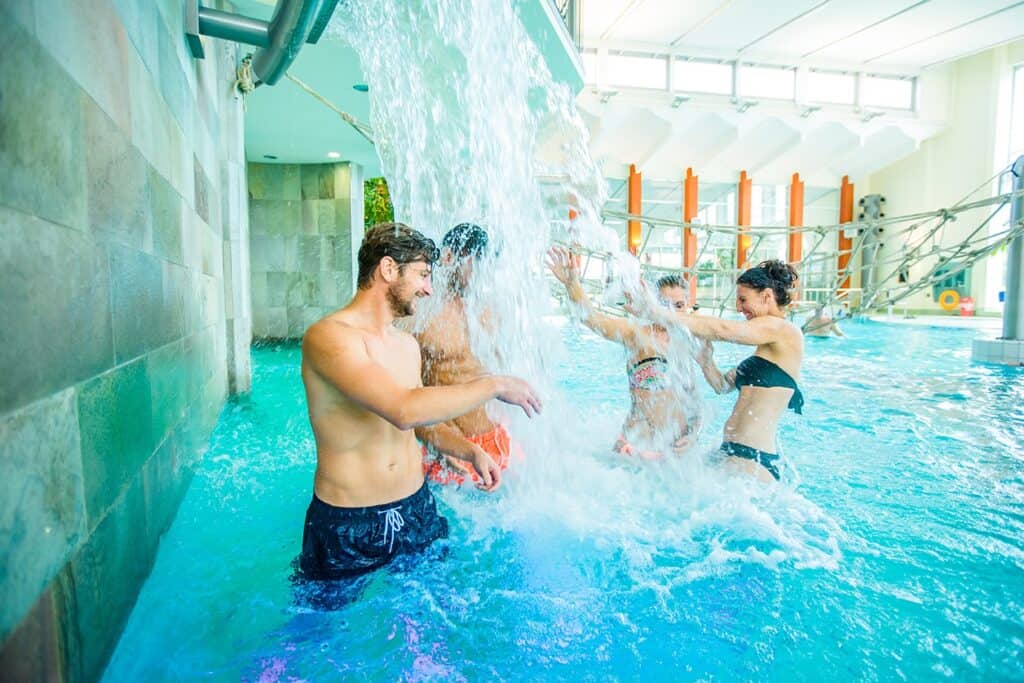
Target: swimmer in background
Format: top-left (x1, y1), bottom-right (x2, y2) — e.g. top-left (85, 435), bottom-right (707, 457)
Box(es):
top-left (643, 260), bottom-right (804, 482)
top-left (414, 224), bottom-right (519, 487)
top-left (802, 302), bottom-right (845, 338)
top-left (546, 246), bottom-right (697, 459)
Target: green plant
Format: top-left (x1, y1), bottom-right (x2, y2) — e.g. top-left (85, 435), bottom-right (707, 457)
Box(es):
top-left (364, 177), bottom-right (394, 231)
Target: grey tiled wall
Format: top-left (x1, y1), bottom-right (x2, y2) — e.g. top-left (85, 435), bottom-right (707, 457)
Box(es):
top-left (0, 1), bottom-right (250, 680)
top-left (247, 162), bottom-right (363, 338)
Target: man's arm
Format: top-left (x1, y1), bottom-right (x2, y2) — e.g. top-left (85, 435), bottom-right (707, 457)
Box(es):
top-left (415, 423), bottom-right (501, 491)
top-left (303, 323), bottom-right (540, 431)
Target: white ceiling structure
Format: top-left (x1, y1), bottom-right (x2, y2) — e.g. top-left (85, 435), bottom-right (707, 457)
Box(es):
top-left (578, 0), bottom-right (1024, 187)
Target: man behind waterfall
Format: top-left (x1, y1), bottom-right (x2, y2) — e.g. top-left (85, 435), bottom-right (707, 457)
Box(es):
top-left (413, 224), bottom-right (521, 486)
top-left (298, 223), bottom-right (541, 580)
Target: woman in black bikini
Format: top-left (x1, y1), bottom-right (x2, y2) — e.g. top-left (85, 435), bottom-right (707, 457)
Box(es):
top-left (654, 260), bottom-right (804, 482)
top-left (546, 246), bottom-right (697, 459)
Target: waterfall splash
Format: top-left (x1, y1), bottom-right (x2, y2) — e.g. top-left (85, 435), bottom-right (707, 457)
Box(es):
top-left (331, 0), bottom-right (840, 582)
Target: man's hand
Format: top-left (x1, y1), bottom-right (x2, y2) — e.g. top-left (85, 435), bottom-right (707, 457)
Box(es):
top-left (493, 376), bottom-right (542, 418)
top-left (469, 446), bottom-right (502, 492)
top-left (545, 246), bottom-right (580, 286)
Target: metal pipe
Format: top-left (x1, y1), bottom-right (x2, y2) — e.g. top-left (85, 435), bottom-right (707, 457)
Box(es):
top-left (186, 0), bottom-right (341, 86)
top-left (252, 0), bottom-right (327, 85)
top-left (197, 7), bottom-right (270, 47)
top-left (1002, 155), bottom-right (1024, 340)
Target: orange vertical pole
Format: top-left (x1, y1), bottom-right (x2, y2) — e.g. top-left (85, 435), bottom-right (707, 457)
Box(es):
top-left (789, 173), bottom-right (805, 300)
top-left (627, 164), bottom-right (642, 256)
top-left (838, 175), bottom-right (854, 290)
top-left (788, 173), bottom-right (804, 262)
top-left (683, 167), bottom-right (698, 302)
top-left (736, 170), bottom-right (752, 269)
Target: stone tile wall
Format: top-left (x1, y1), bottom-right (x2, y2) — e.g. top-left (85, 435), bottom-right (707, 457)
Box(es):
top-left (0, 1), bottom-right (250, 680)
top-left (248, 162), bottom-right (363, 338)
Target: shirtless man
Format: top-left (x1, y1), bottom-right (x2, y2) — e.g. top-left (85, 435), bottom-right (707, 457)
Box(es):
top-left (298, 223), bottom-right (541, 580)
top-left (802, 303), bottom-right (846, 338)
top-left (414, 224), bottom-right (515, 485)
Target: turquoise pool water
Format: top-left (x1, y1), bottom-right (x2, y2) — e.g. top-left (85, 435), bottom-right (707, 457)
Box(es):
top-left (104, 320), bottom-right (1024, 681)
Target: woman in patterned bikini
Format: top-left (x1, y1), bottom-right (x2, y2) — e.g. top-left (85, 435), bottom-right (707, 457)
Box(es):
top-left (546, 246), bottom-right (698, 459)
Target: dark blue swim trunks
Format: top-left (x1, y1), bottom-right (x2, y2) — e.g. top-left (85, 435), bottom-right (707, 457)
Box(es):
top-left (298, 480), bottom-right (449, 580)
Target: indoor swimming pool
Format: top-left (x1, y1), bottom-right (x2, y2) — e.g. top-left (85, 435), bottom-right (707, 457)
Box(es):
top-left (103, 319), bottom-right (1024, 681)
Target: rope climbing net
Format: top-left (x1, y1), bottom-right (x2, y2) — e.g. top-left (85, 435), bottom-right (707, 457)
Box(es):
top-left (578, 164), bottom-right (1024, 318)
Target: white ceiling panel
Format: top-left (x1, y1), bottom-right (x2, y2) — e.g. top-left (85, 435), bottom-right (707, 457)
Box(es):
top-left (582, 0), bottom-right (636, 40)
top-left (676, 0), bottom-right (830, 51)
top-left (869, 3), bottom-right (1024, 66)
top-left (744, 0), bottom-right (924, 59)
top-left (580, 0), bottom-right (1024, 68)
top-left (609, 0), bottom-right (725, 44)
top-left (812, 0), bottom-right (1016, 63)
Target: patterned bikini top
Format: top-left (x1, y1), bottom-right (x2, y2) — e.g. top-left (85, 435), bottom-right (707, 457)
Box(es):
top-left (628, 356), bottom-right (670, 391)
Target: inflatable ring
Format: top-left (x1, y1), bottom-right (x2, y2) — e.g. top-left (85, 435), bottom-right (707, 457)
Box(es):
top-left (938, 289), bottom-right (960, 311)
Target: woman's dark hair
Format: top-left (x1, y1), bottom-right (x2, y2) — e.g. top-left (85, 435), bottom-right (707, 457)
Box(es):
top-left (655, 274), bottom-right (684, 290)
top-left (357, 222), bottom-right (440, 289)
top-left (736, 259), bottom-right (799, 306)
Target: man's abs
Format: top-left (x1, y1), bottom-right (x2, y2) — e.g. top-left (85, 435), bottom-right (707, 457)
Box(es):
top-left (313, 437), bottom-right (425, 507)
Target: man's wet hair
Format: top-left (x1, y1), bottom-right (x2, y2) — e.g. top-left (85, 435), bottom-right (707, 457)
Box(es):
top-left (441, 223), bottom-right (490, 260)
top-left (656, 274), bottom-right (685, 290)
top-left (357, 222), bottom-right (439, 289)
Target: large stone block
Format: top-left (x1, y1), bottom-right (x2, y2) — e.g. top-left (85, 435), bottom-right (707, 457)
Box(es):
top-left (193, 155), bottom-right (211, 225)
top-left (156, 13), bottom-right (190, 133)
top-left (161, 261), bottom-right (190, 345)
top-left (45, 0), bottom-right (131, 132)
top-left (141, 431), bottom-right (191, 552)
top-left (301, 200), bottom-right (319, 235)
top-left (67, 476), bottom-right (149, 683)
top-left (247, 163), bottom-right (300, 201)
top-left (250, 235), bottom-right (285, 273)
top-left (318, 166), bottom-right (336, 199)
top-left (128, 45), bottom-right (176, 185)
top-left (85, 98), bottom-right (152, 251)
top-left (250, 270), bottom-right (268, 309)
top-left (301, 163), bottom-right (324, 199)
top-left (77, 357), bottom-right (154, 529)
top-left (317, 199), bottom-right (337, 234)
top-left (287, 307), bottom-right (306, 337)
top-left (266, 272), bottom-right (289, 307)
top-left (0, 14), bottom-right (87, 232)
top-left (267, 307), bottom-right (288, 338)
top-left (198, 273), bottom-right (224, 330)
top-left (286, 273), bottom-right (320, 307)
top-left (0, 584), bottom-right (62, 682)
top-left (249, 199), bottom-right (301, 236)
top-left (109, 244), bottom-right (166, 363)
top-left (0, 208), bottom-right (114, 415)
top-left (109, 0), bottom-right (158, 76)
top-left (298, 237), bottom-right (322, 273)
top-left (0, 389), bottom-right (86, 641)
top-left (150, 167), bottom-right (185, 264)
top-left (251, 306), bottom-right (269, 338)
top-left (147, 339), bottom-right (188, 446)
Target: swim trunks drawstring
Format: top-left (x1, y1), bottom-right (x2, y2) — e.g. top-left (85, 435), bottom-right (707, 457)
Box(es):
top-left (378, 507), bottom-right (405, 552)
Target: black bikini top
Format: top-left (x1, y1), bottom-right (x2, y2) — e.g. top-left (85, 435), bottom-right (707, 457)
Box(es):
top-left (734, 355), bottom-right (804, 414)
